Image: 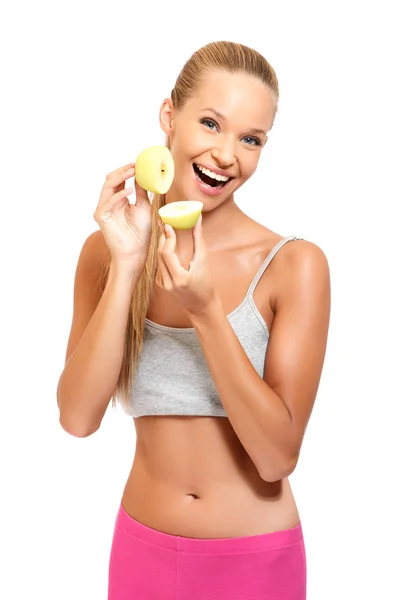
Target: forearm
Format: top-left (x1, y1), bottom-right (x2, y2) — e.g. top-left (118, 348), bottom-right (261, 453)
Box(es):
top-left (190, 298), bottom-right (295, 482)
top-left (57, 262), bottom-right (141, 436)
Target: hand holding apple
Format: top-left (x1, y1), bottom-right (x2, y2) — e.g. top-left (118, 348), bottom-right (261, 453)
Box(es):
top-left (93, 146), bottom-right (176, 266)
top-left (155, 216), bottom-right (217, 317)
top-left (93, 162), bottom-right (153, 265)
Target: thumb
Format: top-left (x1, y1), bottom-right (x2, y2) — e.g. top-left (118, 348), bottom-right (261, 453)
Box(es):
top-left (163, 223), bottom-right (177, 253)
top-left (192, 214), bottom-right (205, 258)
top-left (134, 178), bottom-right (151, 208)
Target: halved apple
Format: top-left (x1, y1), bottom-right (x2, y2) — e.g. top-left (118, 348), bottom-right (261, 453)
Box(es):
top-left (158, 201), bottom-right (203, 230)
top-left (135, 145), bottom-right (174, 194)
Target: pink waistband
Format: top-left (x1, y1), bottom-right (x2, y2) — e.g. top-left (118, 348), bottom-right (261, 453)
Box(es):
top-left (116, 502), bottom-right (304, 555)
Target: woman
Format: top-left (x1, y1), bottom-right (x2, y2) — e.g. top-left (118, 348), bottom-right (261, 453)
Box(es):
top-left (57, 40), bottom-right (331, 599)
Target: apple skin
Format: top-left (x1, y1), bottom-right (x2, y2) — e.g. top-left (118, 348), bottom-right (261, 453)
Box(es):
top-left (135, 146), bottom-right (174, 194)
top-left (158, 201), bottom-right (203, 230)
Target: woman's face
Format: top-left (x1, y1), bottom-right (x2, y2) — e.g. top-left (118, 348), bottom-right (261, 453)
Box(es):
top-left (160, 70), bottom-right (275, 211)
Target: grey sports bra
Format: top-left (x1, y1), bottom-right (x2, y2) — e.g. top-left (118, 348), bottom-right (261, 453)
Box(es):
top-left (119, 235), bottom-right (302, 418)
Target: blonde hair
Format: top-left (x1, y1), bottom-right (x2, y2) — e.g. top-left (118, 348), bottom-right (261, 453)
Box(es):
top-left (101, 41), bottom-right (280, 409)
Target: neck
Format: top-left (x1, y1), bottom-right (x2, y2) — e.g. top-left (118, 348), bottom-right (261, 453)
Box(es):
top-left (200, 198), bottom-right (244, 249)
top-left (164, 194), bottom-right (247, 265)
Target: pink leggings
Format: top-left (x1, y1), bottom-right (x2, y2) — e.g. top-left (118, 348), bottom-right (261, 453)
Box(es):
top-left (108, 503), bottom-right (307, 599)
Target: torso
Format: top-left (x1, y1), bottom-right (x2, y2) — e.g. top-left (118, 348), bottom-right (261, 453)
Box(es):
top-left (121, 219), bottom-right (301, 538)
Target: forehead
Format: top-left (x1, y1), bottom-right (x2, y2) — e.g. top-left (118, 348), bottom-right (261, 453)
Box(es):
top-left (184, 70), bottom-right (274, 129)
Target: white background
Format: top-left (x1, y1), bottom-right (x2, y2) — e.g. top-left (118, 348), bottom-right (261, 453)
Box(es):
top-left (1, 0), bottom-right (399, 598)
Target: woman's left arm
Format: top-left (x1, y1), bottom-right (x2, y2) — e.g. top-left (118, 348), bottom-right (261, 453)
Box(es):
top-left (189, 241), bottom-right (331, 482)
top-left (156, 223), bottom-right (331, 482)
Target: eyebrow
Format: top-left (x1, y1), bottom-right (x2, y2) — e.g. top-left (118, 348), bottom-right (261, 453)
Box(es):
top-left (201, 107), bottom-right (267, 137)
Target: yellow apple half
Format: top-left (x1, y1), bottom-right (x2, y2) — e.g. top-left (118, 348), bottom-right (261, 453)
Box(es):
top-left (135, 146), bottom-right (175, 194)
top-left (158, 201), bottom-right (204, 230)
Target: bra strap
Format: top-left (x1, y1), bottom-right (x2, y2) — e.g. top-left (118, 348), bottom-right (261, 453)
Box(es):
top-left (247, 235), bottom-right (303, 297)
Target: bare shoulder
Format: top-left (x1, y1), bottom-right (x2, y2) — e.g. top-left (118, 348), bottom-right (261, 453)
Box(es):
top-left (286, 239), bottom-right (329, 280)
top-left (236, 217), bottom-right (330, 284)
top-left (273, 237), bottom-right (331, 307)
top-left (282, 237), bottom-right (329, 272)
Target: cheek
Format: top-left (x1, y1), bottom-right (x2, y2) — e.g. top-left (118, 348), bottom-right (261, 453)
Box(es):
top-left (174, 123), bottom-right (209, 156)
top-left (239, 151), bottom-right (261, 179)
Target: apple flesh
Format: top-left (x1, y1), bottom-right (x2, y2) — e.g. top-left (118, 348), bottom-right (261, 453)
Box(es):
top-left (135, 146), bottom-right (174, 194)
top-left (158, 201), bottom-right (203, 230)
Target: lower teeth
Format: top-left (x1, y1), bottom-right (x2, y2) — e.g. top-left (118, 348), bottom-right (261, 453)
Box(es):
top-left (195, 172), bottom-right (225, 188)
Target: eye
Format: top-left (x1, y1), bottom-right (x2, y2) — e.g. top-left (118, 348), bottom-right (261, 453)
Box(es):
top-left (242, 136), bottom-right (261, 146)
top-left (200, 118), bottom-right (218, 131)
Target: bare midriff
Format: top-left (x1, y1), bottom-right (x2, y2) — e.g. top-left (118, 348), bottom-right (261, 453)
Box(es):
top-left (120, 415), bottom-right (300, 539)
top-left (120, 229), bottom-right (301, 539)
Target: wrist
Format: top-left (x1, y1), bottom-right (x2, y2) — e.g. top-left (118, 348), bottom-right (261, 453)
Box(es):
top-left (188, 294), bottom-right (222, 326)
top-left (109, 256), bottom-right (146, 283)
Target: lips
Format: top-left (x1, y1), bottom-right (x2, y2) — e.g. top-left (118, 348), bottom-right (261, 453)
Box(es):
top-left (194, 163), bottom-right (234, 179)
top-left (192, 163), bottom-right (233, 189)
top-left (192, 163), bottom-right (234, 197)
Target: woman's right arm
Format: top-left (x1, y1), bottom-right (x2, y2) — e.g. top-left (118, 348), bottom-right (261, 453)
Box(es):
top-left (56, 232), bottom-right (145, 437)
top-left (57, 162), bottom-right (153, 437)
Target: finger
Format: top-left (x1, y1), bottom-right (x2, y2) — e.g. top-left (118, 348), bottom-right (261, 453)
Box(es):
top-left (156, 255), bottom-right (174, 290)
top-left (102, 165), bottom-right (135, 197)
top-left (155, 234), bottom-right (164, 287)
top-left (134, 178), bottom-right (150, 208)
top-left (94, 187), bottom-right (133, 222)
top-left (192, 214), bottom-right (204, 262)
top-left (107, 162), bottom-right (135, 180)
top-left (162, 224), bottom-right (176, 253)
top-left (161, 225), bottom-right (184, 278)
top-left (115, 162), bottom-right (136, 172)
top-left (158, 229), bottom-right (166, 252)
top-left (154, 264), bottom-right (163, 288)
top-left (156, 234), bottom-right (174, 289)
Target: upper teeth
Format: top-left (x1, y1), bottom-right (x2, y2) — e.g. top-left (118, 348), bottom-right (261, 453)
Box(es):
top-left (196, 164), bottom-right (229, 182)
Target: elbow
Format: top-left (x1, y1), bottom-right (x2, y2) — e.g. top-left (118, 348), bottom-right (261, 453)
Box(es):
top-left (57, 381), bottom-right (102, 438)
top-left (258, 453), bottom-right (299, 483)
top-left (59, 415), bottom-right (99, 438)
top-left (57, 395), bottom-right (101, 439)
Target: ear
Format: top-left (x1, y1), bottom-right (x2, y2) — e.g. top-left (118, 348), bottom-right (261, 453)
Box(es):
top-left (159, 98), bottom-right (174, 137)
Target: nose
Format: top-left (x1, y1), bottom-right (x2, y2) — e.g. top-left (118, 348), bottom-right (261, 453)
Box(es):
top-left (211, 136), bottom-right (236, 168)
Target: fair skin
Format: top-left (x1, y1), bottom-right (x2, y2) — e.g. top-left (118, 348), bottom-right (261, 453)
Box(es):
top-left (58, 69), bottom-right (330, 538)
top-left (154, 71), bottom-right (330, 479)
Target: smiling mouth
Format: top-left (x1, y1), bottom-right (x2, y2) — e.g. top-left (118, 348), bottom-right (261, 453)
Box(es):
top-left (193, 163), bottom-right (232, 188)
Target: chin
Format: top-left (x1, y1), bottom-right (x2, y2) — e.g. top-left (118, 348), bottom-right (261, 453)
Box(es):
top-left (197, 195), bottom-right (232, 212)
top-left (193, 177), bottom-right (239, 206)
